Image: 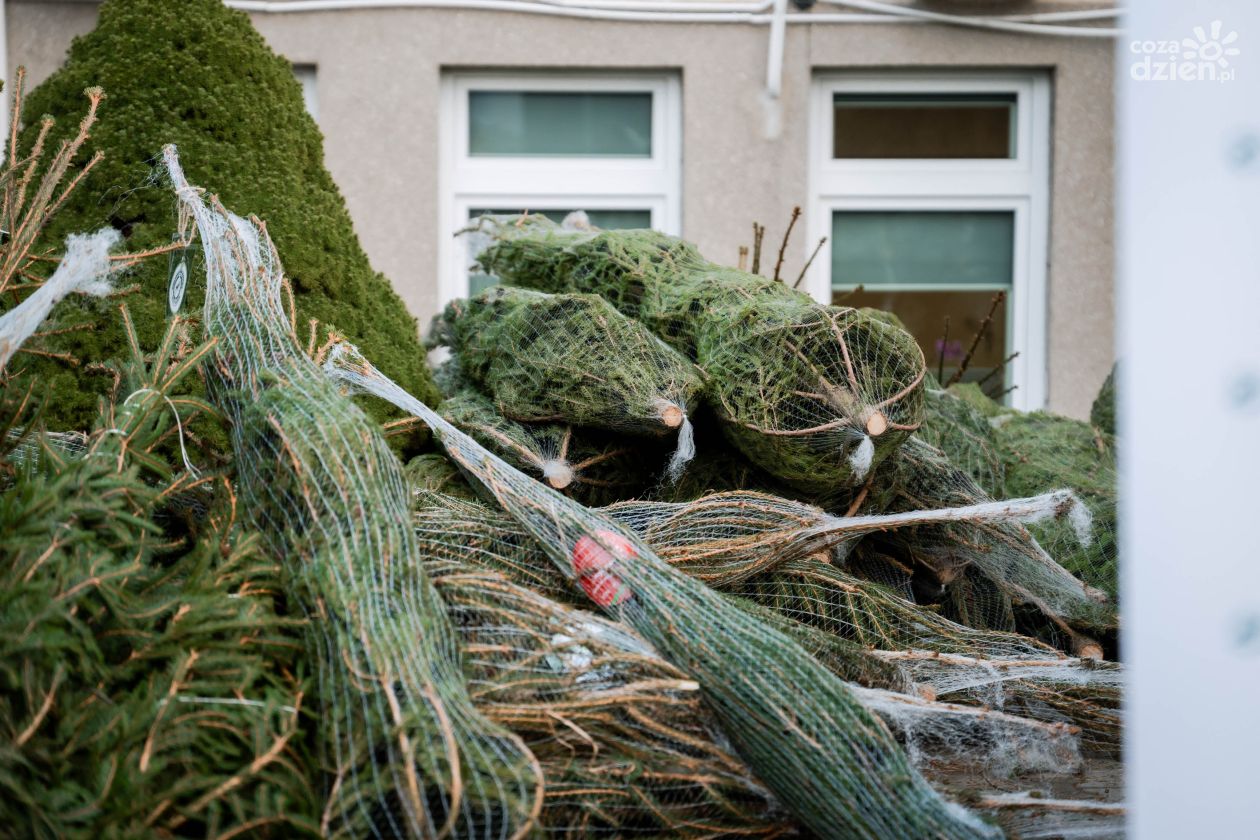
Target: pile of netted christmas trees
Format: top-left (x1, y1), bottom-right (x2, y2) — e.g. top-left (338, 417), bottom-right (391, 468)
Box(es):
top-left (1, 0), bottom-right (1123, 836)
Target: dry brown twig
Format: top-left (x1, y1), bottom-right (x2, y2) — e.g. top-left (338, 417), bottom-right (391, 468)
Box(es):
top-left (772, 205), bottom-right (801, 283)
top-left (792, 236), bottom-right (827, 290)
top-left (978, 350), bottom-right (1020, 398)
top-left (0, 68), bottom-right (106, 296)
top-left (750, 222), bottom-right (765, 275)
top-left (945, 291), bottom-right (1006, 387)
top-left (936, 316), bottom-right (950, 383)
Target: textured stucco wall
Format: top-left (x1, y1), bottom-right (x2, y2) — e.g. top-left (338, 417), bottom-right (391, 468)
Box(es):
top-left (6, 2), bottom-right (1115, 417)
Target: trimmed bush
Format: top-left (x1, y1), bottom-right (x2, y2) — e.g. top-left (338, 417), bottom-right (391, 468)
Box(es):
top-left (18, 0), bottom-right (438, 432)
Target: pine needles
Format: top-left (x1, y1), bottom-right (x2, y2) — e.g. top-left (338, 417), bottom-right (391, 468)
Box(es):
top-left (0, 315), bottom-right (318, 838)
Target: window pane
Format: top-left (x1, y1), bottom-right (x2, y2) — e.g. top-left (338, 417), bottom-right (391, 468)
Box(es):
top-left (831, 211), bottom-right (1014, 288)
top-left (469, 91), bottom-right (652, 157)
top-left (833, 93), bottom-right (1016, 159)
top-left (837, 289), bottom-right (1010, 388)
top-left (467, 208), bottom-right (652, 294)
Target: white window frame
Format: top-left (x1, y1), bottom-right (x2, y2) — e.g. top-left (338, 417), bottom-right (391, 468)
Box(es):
top-left (805, 71), bottom-right (1051, 411)
top-left (439, 70), bottom-right (682, 307)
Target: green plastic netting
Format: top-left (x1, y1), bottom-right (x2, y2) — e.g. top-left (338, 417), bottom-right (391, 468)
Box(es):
top-left (993, 411), bottom-right (1119, 602)
top-left (860, 437), bottom-right (1117, 656)
top-left (408, 485), bottom-right (1120, 756)
top-left (425, 552), bottom-right (795, 835)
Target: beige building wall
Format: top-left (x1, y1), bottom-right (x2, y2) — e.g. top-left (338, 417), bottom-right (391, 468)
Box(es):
top-left (6, 1), bottom-right (1115, 418)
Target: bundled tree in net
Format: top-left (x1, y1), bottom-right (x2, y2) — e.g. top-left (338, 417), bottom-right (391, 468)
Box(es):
top-left (916, 381), bottom-right (1119, 607)
top-left (412, 484), bottom-right (1120, 757)
top-left (734, 554), bottom-right (1121, 753)
top-left (919, 383), bottom-right (1006, 497)
top-left (858, 438), bottom-right (1117, 657)
top-left (440, 387), bottom-right (657, 504)
top-left (425, 555), bottom-right (794, 836)
top-left (326, 343), bottom-right (1006, 840)
top-left (474, 215), bottom-right (927, 495)
top-left (165, 148), bottom-right (541, 839)
top-left (434, 285), bottom-right (703, 480)
top-left (993, 411), bottom-right (1119, 602)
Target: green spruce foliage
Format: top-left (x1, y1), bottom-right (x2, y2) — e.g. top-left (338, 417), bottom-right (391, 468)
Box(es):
top-left (19, 0), bottom-right (437, 432)
top-left (0, 317), bottom-right (318, 838)
top-left (1091, 363), bottom-right (1117, 436)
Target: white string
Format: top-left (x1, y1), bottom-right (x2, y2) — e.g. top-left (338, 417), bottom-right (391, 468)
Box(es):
top-left (0, 228), bottom-right (118, 371)
top-left (123, 387), bottom-right (201, 478)
top-left (665, 410), bottom-right (696, 484)
top-left (848, 434), bottom-right (875, 481)
top-left (158, 695), bottom-right (300, 714)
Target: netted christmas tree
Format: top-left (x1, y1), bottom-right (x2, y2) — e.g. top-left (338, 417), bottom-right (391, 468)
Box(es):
top-left (994, 411), bottom-right (1119, 602)
top-left (16, 0), bottom-right (438, 436)
top-left (440, 387), bottom-right (659, 503)
top-left (917, 381), bottom-right (1120, 605)
top-left (434, 285), bottom-right (703, 479)
top-left (857, 437), bottom-right (1116, 656)
top-left (167, 148), bottom-right (541, 839)
top-left (474, 215), bottom-right (927, 496)
top-left (425, 554), bottom-right (794, 835)
top-left (326, 337), bottom-right (1042, 839)
top-left (919, 383), bottom-right (1006, 496)
top-left (408, 482), bottom-right (1121, 755)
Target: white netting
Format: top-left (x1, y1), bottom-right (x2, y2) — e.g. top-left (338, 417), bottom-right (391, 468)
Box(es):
top-left (324, 340), bottom-right (1035, 839)
top-left (863, 437), bottom-right (1116, 656)
top-left (473, 216), bottom-right (927, 496)
top-left (0, 228), bottom-right (117, 371)
top-left (404, 483), bottom-right (1122, 756)
top-left (431, 284), bottom-right (701, 482)
top-left (850, 686), bottom-right (1082, 778)
top-left (424, 555), bottom-right (794, 835)
top-left (165, 147), bottom-right (543, 839)
top-left (967, 793), bottom-right (1124, 840)
top-left (159, 154), bottom-right (1124, 837)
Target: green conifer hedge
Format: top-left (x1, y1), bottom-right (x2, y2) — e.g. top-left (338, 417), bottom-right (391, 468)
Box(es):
top-left (19, 0), bottom-right (438, 430)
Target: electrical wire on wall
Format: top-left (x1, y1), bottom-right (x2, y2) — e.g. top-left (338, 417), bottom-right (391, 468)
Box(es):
top-left (227, 0), bottom-right (1119, 35)
top-left (221, 0), bottom-right (1118, 139)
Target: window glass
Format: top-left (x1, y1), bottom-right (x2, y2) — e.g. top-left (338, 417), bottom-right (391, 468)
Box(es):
top-left (467, 208), bottom-right (652, 295)
top-left (832, 93), bottom-right (1016, 159)
top-left (831, 210), bottom-right (1014, 387)
top-left (837, 289), bottom-right (1010, 387)
top-left (830, 210), bottom-right (1014, 288)
top-left (469, 91), bottom-right (652, 157)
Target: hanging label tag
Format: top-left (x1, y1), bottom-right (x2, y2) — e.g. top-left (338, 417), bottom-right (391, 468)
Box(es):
top-left (167, 242), bottom-right (190, 314)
